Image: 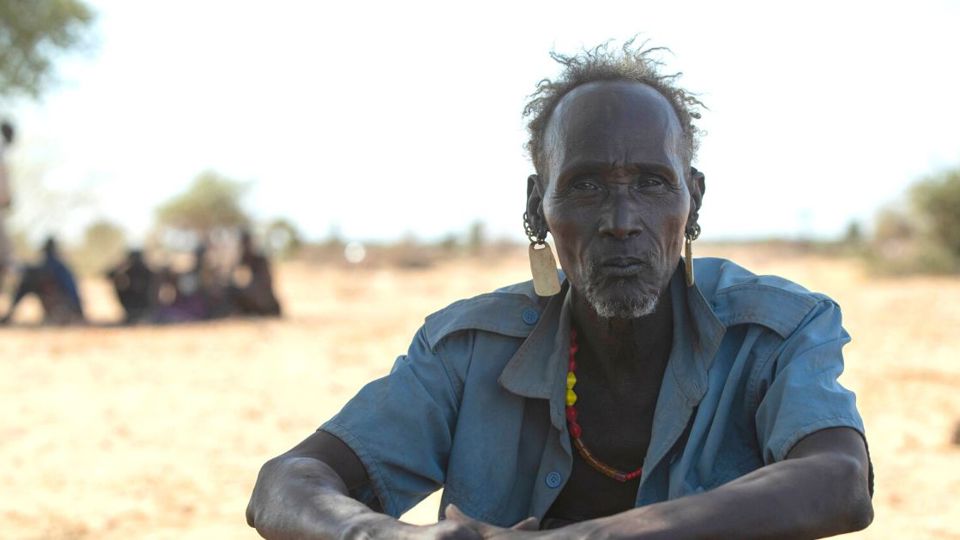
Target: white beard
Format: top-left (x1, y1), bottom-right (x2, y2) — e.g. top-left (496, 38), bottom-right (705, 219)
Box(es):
top-left (580, 259), bottom-right (662, 319)
top-left (583, 284), bottom-right (660, 319)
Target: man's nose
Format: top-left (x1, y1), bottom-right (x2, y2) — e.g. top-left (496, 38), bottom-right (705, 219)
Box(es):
top-left (598, 189), bottom-right (643, 239)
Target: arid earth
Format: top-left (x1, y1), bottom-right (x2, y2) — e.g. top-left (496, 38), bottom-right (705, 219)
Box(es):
top-left (1, 245), bottom-right (958, 539)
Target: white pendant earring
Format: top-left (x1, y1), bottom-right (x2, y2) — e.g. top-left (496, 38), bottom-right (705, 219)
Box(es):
top-left (524, 212), bottom-right (561, 296)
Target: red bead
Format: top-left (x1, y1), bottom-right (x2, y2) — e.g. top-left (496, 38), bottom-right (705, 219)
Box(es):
top-left (567, 324), bottom-right (641, 483)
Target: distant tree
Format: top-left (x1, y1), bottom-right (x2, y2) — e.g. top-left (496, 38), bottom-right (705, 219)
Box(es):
top-left (868, 166), bottom-right (960, 274)
top-left (911, 167), bottom-right (960, 258)
top-left (0, 0), bottom-right (95, 99)
top-left (264, 218), bottom-right (302, 257)
top-left (437, 232), bottom-right (459, 253)
top-left (155, 171), bottom-right (250, 243)
top-left (842, 220), bottom-right (863, 245)
top-left (872, 208), bottom-right (914, 244)
top-left (76, 218), bottom-right (126, 273)
top-left (467, 220), bottom-right (486, 253)
top-left (322, 224), bottom-right (344, 249)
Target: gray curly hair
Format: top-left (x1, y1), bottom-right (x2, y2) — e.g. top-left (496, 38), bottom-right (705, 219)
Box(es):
top-left (523, 38), bottom-right (704, 177)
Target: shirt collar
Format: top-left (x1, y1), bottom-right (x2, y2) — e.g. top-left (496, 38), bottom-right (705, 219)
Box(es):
top-left (498, 280), bottom-right (569, 402)
top-left (498, 261), bottom-right (726, 412)
top-left (667, 262), bottom-right (726, 404)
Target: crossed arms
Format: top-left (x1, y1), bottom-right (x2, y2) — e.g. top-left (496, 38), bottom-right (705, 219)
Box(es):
top-left (246, 426), bottom-right (872, 540)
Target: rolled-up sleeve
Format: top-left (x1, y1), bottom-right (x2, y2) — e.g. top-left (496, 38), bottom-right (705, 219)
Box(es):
top-left (320, 326), bottom-right (466, 517)
top-left (754, 300), bottom-right (866, 464)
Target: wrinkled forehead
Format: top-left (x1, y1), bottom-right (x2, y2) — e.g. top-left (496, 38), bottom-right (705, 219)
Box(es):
top-left (543, 80), bottom-right (684, 177)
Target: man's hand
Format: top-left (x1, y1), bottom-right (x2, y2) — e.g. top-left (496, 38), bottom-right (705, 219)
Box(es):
top-left (249, 431), bottom-right (535, 540)
top-left (336, 512), bottom-right (485, 540)
top-left (443, 504), bottom-right (541, 539)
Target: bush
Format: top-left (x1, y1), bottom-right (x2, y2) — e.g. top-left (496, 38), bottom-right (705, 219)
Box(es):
top-left (869, 167), bottom-right (960, 274)
top-left (911, 168), bottom-right (960, 257)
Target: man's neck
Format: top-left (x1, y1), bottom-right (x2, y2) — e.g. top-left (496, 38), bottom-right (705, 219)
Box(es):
top-left (570, 284), bottom-right (674, 378)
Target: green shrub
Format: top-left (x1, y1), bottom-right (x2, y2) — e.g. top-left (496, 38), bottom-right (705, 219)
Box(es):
top-left (869, 167), bottom-right (960, 274)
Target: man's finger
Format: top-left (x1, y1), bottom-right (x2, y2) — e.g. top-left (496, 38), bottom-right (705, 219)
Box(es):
top-left (445, 504), bottom-right (491, 529)
top-left (509, 517), bottom-right (539, 531)
top-left (445, 504), bottom-right (521, 538)
top-left (444, 503), bottom-right (470, 522)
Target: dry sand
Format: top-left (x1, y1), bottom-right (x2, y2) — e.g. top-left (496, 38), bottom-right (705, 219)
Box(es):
top-left (1, 245), bottom-right (958, 539)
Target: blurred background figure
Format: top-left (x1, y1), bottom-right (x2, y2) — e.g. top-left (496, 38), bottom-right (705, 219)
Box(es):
top-left (0, 120), bottom-right (14, 288)
top-left (154, 243), bottom-right (220, 323)
top-left (228, 230), bottom-right (281, 317)
top-left (1, 237), bottom-right (84, 325)
top-left (105, 248), bottom-right (155, 324)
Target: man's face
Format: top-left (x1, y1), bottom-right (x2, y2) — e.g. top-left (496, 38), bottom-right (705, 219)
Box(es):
top-left (536, 81), bottom-right (694, 319)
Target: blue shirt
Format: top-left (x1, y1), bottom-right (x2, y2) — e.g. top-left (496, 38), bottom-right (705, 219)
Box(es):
top-left (321, 258), bottom-right (867, 526)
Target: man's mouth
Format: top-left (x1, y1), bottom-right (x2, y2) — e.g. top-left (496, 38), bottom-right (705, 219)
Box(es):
top-left (599, 256), bottom-right (649, 277)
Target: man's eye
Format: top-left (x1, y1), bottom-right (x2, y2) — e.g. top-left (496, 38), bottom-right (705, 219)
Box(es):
top-left (634, 176), bottom-right (665, 188)
top-left (573, 179), bottom-right (600, 190)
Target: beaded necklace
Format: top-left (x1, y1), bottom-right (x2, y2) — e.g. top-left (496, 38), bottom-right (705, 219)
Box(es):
top-left (565, 328), bottom-right (643, 483)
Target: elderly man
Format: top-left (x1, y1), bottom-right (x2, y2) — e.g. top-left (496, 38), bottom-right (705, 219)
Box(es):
top-left (247, 43), bottom-right (873, 539)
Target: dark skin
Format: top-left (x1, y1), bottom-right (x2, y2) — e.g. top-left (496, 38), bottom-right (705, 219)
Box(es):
top-left (541, 292), bottom-right (672, 527)
top-left (247, 81), bottom-right (873, 539)
top-left (531, 81), bottom-right (692, 523)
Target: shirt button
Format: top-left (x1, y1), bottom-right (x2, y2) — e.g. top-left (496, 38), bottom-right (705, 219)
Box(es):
top-left (545, 471), bottom-right (563, 488)
top-left (521, 308), bottom-right (540, 325)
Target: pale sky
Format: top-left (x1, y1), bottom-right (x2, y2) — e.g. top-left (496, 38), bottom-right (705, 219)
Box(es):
top-left (5, 0), bottom-right (960, 244)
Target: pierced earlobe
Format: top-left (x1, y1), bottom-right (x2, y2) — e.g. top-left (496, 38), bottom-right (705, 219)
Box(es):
top-left (522, 210), bottom-right (560, 296)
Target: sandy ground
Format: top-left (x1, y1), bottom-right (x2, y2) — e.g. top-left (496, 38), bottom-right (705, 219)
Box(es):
top-left (1, 245), bottom-right (958, 539)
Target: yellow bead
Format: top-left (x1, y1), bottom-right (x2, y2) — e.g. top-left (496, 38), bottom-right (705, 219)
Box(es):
top-left (566, 372), bottom-right (577, 389)
top-left (566, 389), bottom-right (577, 406)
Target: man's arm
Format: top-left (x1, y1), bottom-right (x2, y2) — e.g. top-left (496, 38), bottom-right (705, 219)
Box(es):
top-left (247, 324), bottom-right (487, 539)
top-left (447, 428), bottom-right (871, 539)
top-left (246, 430), bottom-right (482, 540)
top-left (566, 427), bottom-right (871, 539)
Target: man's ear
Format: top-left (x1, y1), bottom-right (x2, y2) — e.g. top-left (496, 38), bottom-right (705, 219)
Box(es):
top-left (687, 167), bottom-right (706, 228)
top-left (526, 174), bottom-right (546, 232)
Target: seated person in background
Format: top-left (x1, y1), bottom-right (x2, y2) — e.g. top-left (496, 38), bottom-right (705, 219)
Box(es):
top-left (0, 120), bottom-right (15, 288)
top-left (154, 244), bottom-right (218, 323)
top-left (247, 40), bottom-right (873, 539)
top-left (1, 237), bottom-right (84, 325)
top-left (228, 231), bottom-right (281, 317)
top-left (106, 249), bottom-right (156, 324)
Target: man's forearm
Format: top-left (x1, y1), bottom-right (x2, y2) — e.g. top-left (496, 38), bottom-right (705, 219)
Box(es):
top-left (572, 452), bottom-right (872, 540)
top-left (246, 456), bottom-right (404, 540)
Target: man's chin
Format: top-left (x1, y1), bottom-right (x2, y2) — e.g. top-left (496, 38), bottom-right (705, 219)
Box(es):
top-left (583, 279), bottom-right (661, 320)
top-left (590, 295), bottom-right (659, 319)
